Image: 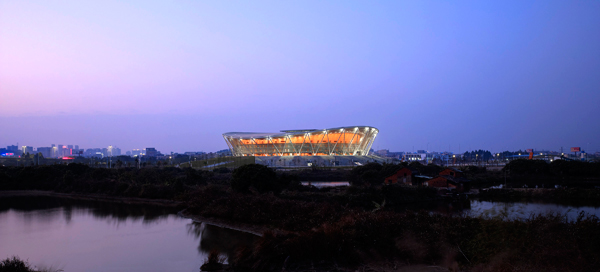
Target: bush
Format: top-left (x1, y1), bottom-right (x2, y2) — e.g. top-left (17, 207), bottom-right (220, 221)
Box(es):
top-left (0, 256), bottom-right (35, 272)
top-left (231, 164), bottom-right (280, 193)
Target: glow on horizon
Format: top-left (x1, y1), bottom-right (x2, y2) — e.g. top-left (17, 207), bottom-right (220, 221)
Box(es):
top-left (1, 1), bottom-right (599, 153)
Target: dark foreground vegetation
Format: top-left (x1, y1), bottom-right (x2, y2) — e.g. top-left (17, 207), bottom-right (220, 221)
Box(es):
top-left (0, 256), bottom-right (60, 272)
top-left (2, 161), bottom-right (600, 271)
top-left (0, 257), bottom-right (35, 272)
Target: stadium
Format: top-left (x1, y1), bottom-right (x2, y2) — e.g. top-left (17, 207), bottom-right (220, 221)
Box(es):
top-left (223, 126), bottom-right (378, 157)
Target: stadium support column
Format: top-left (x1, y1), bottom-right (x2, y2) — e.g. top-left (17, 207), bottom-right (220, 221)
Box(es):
top-left (223, 136), bottom-right (235, 156)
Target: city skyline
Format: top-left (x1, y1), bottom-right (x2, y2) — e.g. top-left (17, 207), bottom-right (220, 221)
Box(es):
top-left (1, 1), bottom-right (599, 154)
top-left (1, 140), bottom-right (594, 157)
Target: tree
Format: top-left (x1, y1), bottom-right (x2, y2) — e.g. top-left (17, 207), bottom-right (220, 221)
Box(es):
top-left (349, 162), bottom-right (383, 187)
top-left (231, 164), bottom-right (279, 193)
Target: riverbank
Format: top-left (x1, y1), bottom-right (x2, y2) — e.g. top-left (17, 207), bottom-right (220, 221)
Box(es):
top-left (478, 187), bottom-right (600, 206)
top-left (0, 190), bottom-right (183, 207)
top-left (178, 209), bottom-right (287, 237)
top-left (0, 190), bottom-right (279, 238)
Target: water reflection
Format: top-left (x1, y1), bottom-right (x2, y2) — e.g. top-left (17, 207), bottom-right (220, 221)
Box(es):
top-left (187, 222), bottom-right (258, 262)
top-left (467, 199), bottom-right (600, 221)
top-left (0, 196), bottom-right (178, 224)
top-left (407, 198), bottom-right (600, 221)
top-left (0, 196), bottom-right (257, 272)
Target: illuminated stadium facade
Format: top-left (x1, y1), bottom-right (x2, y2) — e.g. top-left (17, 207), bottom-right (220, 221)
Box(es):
top-left (223, 126), bottom-right (378, 157)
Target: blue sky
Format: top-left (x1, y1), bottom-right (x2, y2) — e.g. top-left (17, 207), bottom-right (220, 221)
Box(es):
top-left (1, 1), bottom-right (599, 153)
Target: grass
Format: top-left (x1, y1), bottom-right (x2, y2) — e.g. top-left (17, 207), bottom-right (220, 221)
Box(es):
top-left (180, 156), bottom-right (256, 169)
top-left (230, 211), bottom-right (600, 271)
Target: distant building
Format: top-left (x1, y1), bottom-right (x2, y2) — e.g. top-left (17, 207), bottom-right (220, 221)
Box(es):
top-left (107, 146), bottom-right (121, 156)
top-left (216, 149), bottom-right (231, 156)
top-left (84, 148), bottom-right (104, 158)
top-left (7, 145), bottom-right (21, 156)
top-left (146, 148), bottom-right (158, 157)
top-left (384, 168), bottom-right (415, 185)
top-left (403, 153), bottom-right (426, 162)
top-left (0, 147), bottom-right (16, 157)
top-left (375, 149), bottom-right (389, 157)
top-left (21, 146), bottom-right (34, 155)
top-left (424, 168), bottom-right (470, 193)
top-left (37, 147), bottom-right (52, 158)
top-left (57, 145), bottom-right (71, 157)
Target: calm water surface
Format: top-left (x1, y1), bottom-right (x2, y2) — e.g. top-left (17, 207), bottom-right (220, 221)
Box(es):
top-left (419, 199), bottom-right (600, 221)
top-left (0, 196), bottom-right (256, 272)
top-left (467, 200), bottom-right (600, 220)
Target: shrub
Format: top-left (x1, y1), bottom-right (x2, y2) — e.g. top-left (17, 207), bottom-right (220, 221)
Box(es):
top-left (0, 256), bottom-right (35, 272)
top-left (231, 164), bottom-right (279, 193)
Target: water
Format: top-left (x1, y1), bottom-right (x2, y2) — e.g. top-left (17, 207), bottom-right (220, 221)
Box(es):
top-left (2, 195), bottom-right (598, 271)
top-left (0, 196), bottom-right (257, 272)
top-left (301, 181), bottom-right (350, 188)
top-left (466, 200), bottom-right (600, 221)
top-left (415, 199), bottom-right (600, 221)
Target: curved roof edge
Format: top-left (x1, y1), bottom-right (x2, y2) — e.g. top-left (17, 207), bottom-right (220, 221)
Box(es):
top-left (223, 126), bottom-right (378, 139)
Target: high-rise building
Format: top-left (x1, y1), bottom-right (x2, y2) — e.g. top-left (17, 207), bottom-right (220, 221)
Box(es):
top-left (51, 144), bottom-right (57, 158)
top-left (7, 145), bottom-right (20, 155)
top-left (37, 147), bottom-right (52, 158)
top-left (145, 148), bottom-right (158, 157)
top-left (21, 146), bottom-right (34, 155)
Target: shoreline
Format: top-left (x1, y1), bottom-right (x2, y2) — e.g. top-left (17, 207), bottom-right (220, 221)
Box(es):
top-left (0, 190), bottom-right (279, 237)
top-left (0, 190), bottom-right (183, 207)
top-left (178, 209), bottom-right (289, 237)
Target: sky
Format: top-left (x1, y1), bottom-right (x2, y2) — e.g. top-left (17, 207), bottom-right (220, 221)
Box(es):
top-left (1, 0), bottom-right (599, 154)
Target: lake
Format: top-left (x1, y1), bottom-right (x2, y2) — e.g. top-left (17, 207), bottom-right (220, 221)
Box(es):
top-left (0, 196), bottom-right (257, 272)
top-left (2, 194), bottom-right (599, 271)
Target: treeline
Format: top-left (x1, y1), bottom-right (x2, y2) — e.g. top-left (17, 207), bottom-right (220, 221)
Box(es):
top-left (0, 164), bottom-right (220, 199)
top-left (505, 159), bottom-right (600, 177)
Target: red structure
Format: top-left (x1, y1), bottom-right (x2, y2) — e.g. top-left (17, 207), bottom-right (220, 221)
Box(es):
top-left (384, 168), bottom-right (414, 185)
top-left (439, 168), bottom-right (463, 178)
top-left (424, 168), bottom-right (470, 193)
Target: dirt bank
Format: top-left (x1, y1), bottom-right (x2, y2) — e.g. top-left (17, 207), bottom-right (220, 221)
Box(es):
top-left (178, 209), bottom-right (290, 237)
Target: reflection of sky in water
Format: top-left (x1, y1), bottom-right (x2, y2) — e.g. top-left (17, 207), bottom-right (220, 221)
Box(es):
top-left (465, 200), bottom-right (600, 221)
top-left (0, 197), bottom-right (256, 272)
top-left (301, 182), bottom-right (349, 188)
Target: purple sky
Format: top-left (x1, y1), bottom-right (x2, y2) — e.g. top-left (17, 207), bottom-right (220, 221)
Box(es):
top-left (1, 1), bottom-right (599, 154)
